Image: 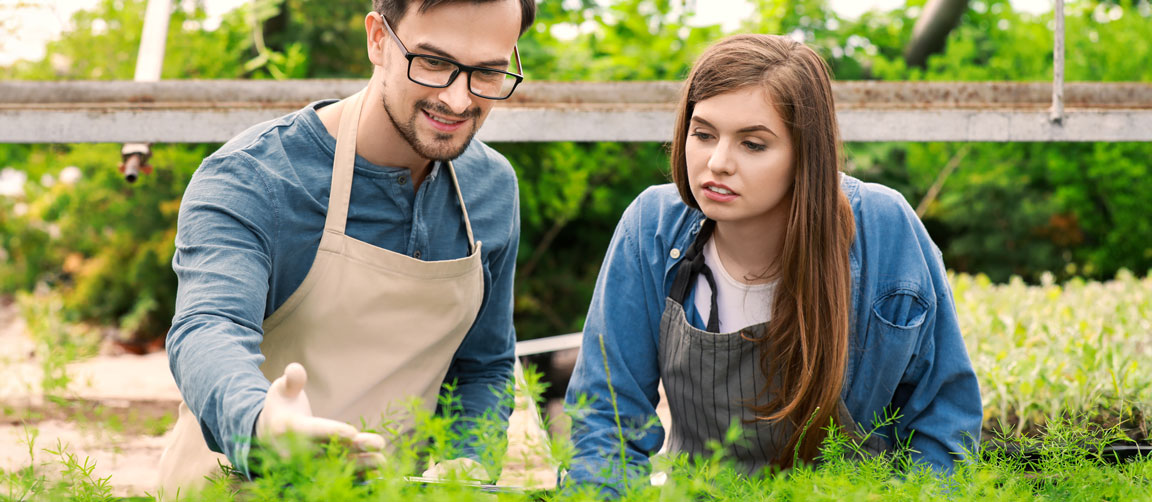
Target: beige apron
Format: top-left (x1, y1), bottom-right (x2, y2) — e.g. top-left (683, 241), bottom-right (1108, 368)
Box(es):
top-left (157, 89), bottom-right (485, 495)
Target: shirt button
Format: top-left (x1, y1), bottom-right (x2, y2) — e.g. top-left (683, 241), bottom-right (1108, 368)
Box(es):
top-left (397, 175), bottom-right (408, 185)
top-left (669, 248), bottom-right (681, 259)
top-left (413, 250), bottom-right (422, 259)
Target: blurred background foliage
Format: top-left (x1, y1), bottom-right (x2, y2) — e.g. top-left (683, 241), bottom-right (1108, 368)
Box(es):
top-left (0, 0), bottom-right (1150, 344)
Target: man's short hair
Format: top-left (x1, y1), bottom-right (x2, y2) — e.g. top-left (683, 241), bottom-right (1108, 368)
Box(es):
top-left (373, 0), bottom-right (536, 36)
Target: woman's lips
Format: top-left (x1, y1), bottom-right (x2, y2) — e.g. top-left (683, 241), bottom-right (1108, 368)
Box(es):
top-left (702, 182), bottom-right (738, 202)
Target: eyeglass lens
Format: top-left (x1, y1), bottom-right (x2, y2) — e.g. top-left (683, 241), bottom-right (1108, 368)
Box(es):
top-left (409, 56), bottom-right (518, 99)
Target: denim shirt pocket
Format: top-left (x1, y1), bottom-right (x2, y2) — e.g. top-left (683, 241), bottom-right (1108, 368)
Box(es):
top-left (866, 282), bottom-right (933, 385)
top-left (847, 282), bottom-right (933, 428)
top-left (871, 284), bottom-right (931, 331)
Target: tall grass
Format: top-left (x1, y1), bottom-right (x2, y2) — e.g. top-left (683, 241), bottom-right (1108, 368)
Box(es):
top-left (2, 273), bottom-right (1150, 500)
top-left (3, 369), bottom-right (1149, 501)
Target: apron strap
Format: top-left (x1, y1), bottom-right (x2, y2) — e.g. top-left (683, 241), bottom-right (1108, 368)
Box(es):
top-left (324, 88), bottom-right (367, 236)
top-left (445, 160), bottom-right (478, 254)
top-left (324, 89), bottom-right (478, 255)
top-left (668, 219), bottom-right (721, 332)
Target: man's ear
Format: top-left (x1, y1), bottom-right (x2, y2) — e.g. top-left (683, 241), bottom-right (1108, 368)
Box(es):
top-left (365, 12), bottom-right (387, 67)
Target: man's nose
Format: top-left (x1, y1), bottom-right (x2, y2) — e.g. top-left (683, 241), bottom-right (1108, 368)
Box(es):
top-left (438, 74), bottom-right (474, 115)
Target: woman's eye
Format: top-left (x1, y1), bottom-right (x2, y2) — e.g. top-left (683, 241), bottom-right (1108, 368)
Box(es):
top-left (744, 141), bottom-right (767, 152)
top-left (690, 131), bottom-right (714, 141)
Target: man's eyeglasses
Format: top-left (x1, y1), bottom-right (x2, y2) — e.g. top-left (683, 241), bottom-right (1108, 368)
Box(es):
top-left (381, 15), bottom-right (523, 100)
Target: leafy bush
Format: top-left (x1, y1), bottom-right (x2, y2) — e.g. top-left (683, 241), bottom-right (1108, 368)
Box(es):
top-left (959, 271), bottom-right (1151, 438)
top-left (3, 368), bottom-right (1150, 501)
top-left (1, 145), bottom-right (205, 341)
top-left (839, 0), bottom-right (1152, 281)
top-left (1, 0), bottom-right (1151, 343)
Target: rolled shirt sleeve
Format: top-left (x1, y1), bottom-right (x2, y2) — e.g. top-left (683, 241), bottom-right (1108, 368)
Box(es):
top-left (564, 195), bottom-right (667, 497)
top-left (892, 242), bottom-right (983, 471)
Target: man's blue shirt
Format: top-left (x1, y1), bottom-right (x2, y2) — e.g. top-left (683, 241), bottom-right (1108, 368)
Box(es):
top-left (166, 100), bottom-right (520, 475)
top-left (564, 176), bottom-right (982, 493)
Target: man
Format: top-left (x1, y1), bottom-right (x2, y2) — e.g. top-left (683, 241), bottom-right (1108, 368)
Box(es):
top-left (157, 0), bottom-right (535, 494)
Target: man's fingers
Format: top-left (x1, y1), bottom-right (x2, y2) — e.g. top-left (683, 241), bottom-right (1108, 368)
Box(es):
top-left (351, 432), bottom-right (386, 452)
top-left (282, 362), bottom-right (307, 397)
top-left (353, 451), bottom-right (387, 471)
top-left (295, 415), bottom-right (359, 441)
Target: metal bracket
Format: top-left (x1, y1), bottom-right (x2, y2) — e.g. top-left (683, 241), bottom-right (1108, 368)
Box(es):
top-left (119, 143), bottom-right (153, 183)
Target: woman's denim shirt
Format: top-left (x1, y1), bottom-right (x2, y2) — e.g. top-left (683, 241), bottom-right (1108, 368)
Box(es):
top-left (564, 175), bottom-right (982, 493)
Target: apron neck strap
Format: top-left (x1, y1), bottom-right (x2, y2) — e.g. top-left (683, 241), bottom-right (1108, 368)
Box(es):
top-left (444, 160), bottom-right (478, 253)
top-left (325, 89), bottom-right (367, 235)
top-left (668, 219), bottom-right (721, 332)
top-left (325, 89), bottom-right (478, 254)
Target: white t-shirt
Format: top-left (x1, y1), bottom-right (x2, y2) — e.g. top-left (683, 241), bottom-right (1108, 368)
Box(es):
top-left (692, 236), bottom-right (776, 333)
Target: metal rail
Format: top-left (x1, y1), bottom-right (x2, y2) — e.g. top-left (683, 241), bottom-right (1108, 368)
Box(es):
top-left (1051, 0), bottom-right (1065, 124)
top-left (4, 81), bottom-right (1152, 143)
top-left (514, 333), bottom-right (583, 357)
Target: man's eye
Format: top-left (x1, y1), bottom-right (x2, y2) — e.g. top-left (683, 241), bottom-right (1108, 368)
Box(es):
top-left (475, 70), bottom-right (504, 83)
top-left (420, 58), bottom-right (448, 70)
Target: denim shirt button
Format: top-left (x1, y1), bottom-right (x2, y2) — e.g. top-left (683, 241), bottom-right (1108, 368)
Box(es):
top-left (413, 250), bottom-right (422, 259)
top-left (397, 175), bottom-right (408, 185)
top-left (669, 248), bottom-right (681, 259)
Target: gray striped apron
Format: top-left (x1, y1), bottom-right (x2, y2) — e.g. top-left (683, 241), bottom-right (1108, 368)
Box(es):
top-left (658, 220), bottom-right (888, 474)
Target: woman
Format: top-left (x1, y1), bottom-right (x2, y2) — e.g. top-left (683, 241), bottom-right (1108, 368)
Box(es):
top-left (563, 34), bottom-right (982, 495)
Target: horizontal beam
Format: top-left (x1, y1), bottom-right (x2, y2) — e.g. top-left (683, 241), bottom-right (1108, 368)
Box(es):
top-left (514, 333), bottom-right (583, 357)
top-left (4, 80), bottom-right (1151, 143)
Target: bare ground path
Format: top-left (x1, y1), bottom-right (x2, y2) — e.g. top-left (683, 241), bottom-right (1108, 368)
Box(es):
top-left (0, 300), bottom-right (556, 497)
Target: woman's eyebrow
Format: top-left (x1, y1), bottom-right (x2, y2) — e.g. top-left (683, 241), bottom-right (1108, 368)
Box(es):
top-left (737, 124), bottom-right (778, 137)
top-left (691, 116), bottom-right (778, 138)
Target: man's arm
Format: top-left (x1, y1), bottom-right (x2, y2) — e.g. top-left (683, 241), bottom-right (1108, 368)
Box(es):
top-left (166, 152), bottom-right (279, 478)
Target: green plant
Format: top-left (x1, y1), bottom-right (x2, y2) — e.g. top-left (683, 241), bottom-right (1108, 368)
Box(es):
top-left (958, 271), bottom-right (1152, 438)
top-left (843, 1), bottom-right (1152, 281)
top-left (2, 363), bottom-right (1150, 501)
top-left (0, 426), bottom-right (117, 502)
top-left (5, 0), bottom-right (1152, 344)
top-left (16, 292), bottom-right (102, 399)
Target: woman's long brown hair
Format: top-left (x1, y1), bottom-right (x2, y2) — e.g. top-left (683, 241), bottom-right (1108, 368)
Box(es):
top-left (669, 34), bottom-right (856, 468)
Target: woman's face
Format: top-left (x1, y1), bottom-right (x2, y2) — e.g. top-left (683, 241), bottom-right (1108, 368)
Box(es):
top-left (685, 86), bottom-right (796, 229)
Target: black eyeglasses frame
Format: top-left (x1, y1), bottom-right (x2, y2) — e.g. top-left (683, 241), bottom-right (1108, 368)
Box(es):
top-left (381, 15), bottom-right (524, 101)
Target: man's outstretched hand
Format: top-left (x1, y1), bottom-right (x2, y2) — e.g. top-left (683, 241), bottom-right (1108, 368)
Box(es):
top-left (256, 362), bottom-right (386, 469)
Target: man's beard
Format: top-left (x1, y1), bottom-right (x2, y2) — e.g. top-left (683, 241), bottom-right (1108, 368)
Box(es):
top-left (382, 95), bottom-right (482, 162)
